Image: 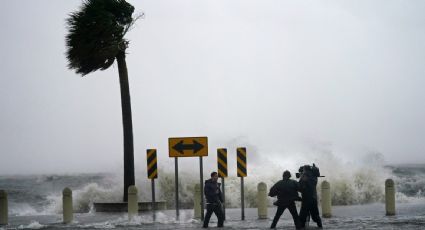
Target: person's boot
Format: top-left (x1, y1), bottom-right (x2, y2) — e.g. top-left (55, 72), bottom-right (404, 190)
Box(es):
top-left (217, 221), bottom-right (224, 228)
top-left (295, 222), bottom-right (304, 230)
top-left (217, 218), bottom-right (224, 227)
top-left (317, 218), bottom-right (323, 228)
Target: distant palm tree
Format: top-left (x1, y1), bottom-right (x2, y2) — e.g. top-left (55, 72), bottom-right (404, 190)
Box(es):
top-left (65, 0), bottom-right (139, 201)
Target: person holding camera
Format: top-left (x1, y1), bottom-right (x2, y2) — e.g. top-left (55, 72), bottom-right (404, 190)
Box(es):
top-left (297, 164), bottom-right (323, 228)
top-left (268, 170), bottom-right (302, 229)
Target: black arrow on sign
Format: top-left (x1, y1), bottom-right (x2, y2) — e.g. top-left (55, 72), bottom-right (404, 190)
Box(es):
top-left (172, 140), bottom-right (204, 155)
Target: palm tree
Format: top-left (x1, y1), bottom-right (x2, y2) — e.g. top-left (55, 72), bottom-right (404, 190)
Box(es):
top-left (65, 0), bottom-right (139, 201)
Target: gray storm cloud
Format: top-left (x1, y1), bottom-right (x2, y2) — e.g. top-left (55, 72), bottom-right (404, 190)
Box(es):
top-left (0, 0), bottom-right (424, 175)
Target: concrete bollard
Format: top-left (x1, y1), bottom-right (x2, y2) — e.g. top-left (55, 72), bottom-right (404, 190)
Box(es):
top-left (257, 182), bottom-right (268, 219)
top-left (194, 184), bottom-right (202, 219)
top-left (128, 185), bottom-right (138, 219)
top-left (0, 190), bottom-right (8, 225)
top-left (321, 180), bottom-right (332, 218)
top-left (385, 179), bottom-right (396, 216)
top-left (62, 187), bottom-right (73, 224)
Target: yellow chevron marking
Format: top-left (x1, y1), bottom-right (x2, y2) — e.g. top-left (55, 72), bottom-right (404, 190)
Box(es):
top-left (237, 168), bottom-right (247, 177)
top-left (237, 157), bottom-right (246, 168)
top-left (217, 158), bottom-right (227, 168)
top-left (147, 149), bottom-right (156, 158)
top-left (237, 148), bottom-right (246, 157)
top-left (218, 149), bottom-right (227, 156)
top-left (218, 169), bottom-right (226, 177)
top-left (148, 158), bottom-right (157, 169)
top-left (149, 169), bottom-right (158, 179)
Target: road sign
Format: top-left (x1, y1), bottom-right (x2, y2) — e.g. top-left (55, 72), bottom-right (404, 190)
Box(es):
top-left (217, 148), bottom-right (228, 220)
top-left (237, 147), bottom-right (247, 177)
top-left (237, 147), bottom-right (247, 220)
top-left (146, 149), bottom-right (157, 220)
top-left (170, 137), bottom-right (207, 221)
top-left (217, 148), bottom-right (228, 178)
top-left (147, 149), bottom-right (158, 179)
top-left (168, 137), bottom-right (208, 157)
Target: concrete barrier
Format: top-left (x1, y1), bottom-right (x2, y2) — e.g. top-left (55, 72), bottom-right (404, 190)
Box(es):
top-left (128, 186), bottom-right (138, 219)
top-left (385, 179), bottom-right (396, 216)
top-left (257, 182), bottom-right (268, 219)
top-left (194, 184), bottom-right (202, 219)
top-left (321, 181), bottom-right (331, 218)
top-left (62, 188), bottom-right (73, 224)
top-left (0, 190), bottom-right (7, 225)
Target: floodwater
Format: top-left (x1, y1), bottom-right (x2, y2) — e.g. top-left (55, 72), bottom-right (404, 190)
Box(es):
top-left (2, 164), bottom-right (425, 229)
top-left (3, 202), bottom-right (425, 229)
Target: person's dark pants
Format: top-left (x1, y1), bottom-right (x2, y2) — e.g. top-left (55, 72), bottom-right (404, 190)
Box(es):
top-left (270, 202), bottom-right (301, 229)
top-left (203, 203), bottom-right (224, 228)
top-left (299, 198), bottom-right (322, 228)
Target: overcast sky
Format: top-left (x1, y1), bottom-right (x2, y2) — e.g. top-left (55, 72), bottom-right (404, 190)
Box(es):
top-left (1, 0), bottom-right (425, 175)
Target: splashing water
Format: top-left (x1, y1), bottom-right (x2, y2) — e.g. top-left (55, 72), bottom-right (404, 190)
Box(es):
top-left (1, 148), bottom-right (425, 217)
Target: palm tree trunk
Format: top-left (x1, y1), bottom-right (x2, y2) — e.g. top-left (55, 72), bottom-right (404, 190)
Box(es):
top-left (116, 50), bottom-right (135, 202)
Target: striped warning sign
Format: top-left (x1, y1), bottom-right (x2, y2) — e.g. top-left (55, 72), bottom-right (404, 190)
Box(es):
top-left (147, 149), bottom-right (158, 179)
top-left (237, 147), bottom-right (247, 177)
top-left (217, 148), bottom-right (228, 178)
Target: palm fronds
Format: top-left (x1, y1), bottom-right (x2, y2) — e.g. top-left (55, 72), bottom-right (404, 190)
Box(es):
top-left (65, 0), bottom-right (135, 76)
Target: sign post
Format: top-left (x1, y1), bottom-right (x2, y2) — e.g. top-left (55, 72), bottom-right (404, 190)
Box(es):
top-left (175, 157), bottom-right (179, 219)
top-left (217, 148), bottom-right (228, 220)
top-left (169, 137), bottom-right (208, 221)
top-left (199, 156), bottom-right (204, 220)
top-left (146, 149), bottom-right (158, 221)
top-left (237, 147), bottom-right (247, 220)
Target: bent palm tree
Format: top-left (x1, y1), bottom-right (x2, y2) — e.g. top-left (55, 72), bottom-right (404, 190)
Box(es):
top-left (65, 0), bottom-right (138, 201)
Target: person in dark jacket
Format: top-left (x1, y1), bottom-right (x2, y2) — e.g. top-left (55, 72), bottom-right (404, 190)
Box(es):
top-left (203, 171), bottom-right (224, 228)
top-left (298, 164), bottom-right (322, 228)
top-left (269, 170), bottom-right (302, 229)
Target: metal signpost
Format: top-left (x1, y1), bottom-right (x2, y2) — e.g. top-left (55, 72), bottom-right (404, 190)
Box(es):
top-left (199, 155), bottom-right (204, 220)
top-left (217, 148), bottom-right (228, 220)
top-left (169, 137), bottom-right (208, 221)
top-left (237, 147), bottom-right (247, 220)
top-left (146, 149), bottom-right (158, 221)
top-left (174, 157), bottom-right (179, 219)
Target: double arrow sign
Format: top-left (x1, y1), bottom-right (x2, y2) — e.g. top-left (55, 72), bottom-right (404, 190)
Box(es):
top-left (169, 137), bottom-right (208, 157)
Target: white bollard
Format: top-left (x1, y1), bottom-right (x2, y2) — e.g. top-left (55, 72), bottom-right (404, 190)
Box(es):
top-left (62, 187), bottom-right (73, 224)
top-left (0, 190), bottom-right (8, 225)
top-left (385, 179), bottom-right (396, 216)
top-left (128, 185), bottom-right (138, 219)
top-left (321, 181), bottom-right (332, 218)
top-left (194, 184), bottom-right (202, 219)
top-left (257, 182), bottom-right (268, 219)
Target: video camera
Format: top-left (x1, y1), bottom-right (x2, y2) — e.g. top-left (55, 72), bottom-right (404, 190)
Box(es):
top-left (295, 163), bottom-right (323, 179)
